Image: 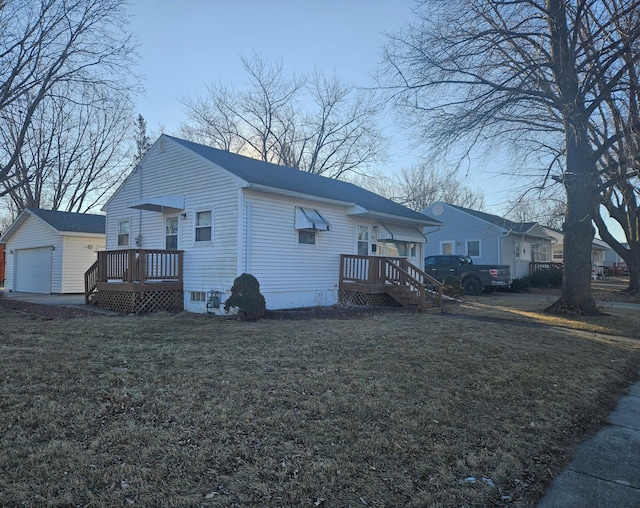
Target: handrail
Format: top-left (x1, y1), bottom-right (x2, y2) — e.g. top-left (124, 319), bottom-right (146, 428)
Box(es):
top-left (339, 254), bottom-right (443, 309)
top-left (95, 249), bottom-right (184, 283)
top-left (84, 260), bottom-right (99, 304)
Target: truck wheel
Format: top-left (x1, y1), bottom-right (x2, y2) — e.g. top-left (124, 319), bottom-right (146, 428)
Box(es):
top-left (463, 277), bottom-right (482, 295)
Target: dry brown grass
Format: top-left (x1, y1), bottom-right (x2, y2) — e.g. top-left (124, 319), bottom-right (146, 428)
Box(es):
top-left (1, 304), bottom-right (639, 507)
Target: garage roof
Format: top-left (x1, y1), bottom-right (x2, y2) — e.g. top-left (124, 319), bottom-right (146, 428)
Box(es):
top-left (0, 208), bottom-right (105, 242)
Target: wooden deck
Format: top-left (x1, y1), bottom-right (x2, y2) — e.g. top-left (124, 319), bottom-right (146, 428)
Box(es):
top-left (85, 249), bottom-right (184, 313)
top-left (339, 254), bottom-right (443, 311)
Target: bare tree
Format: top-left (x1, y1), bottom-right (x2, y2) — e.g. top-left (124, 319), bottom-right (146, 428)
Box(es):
top-left (388, 164), bottom-right (485, 211)
top-left (0, 0), bottom-right (139, 204)
top-left (504, 192), bottom-right (566, 230)
top-left (1, 82), bottom-right (132, 213)
top-left (181, 54), bottom-right (388, 179)
top-left (589, 36), bottom-right (640, 292)
top-left (132, 114), bottom-right (152, 166)
top-left (381, 0), bottom-right (640, 315)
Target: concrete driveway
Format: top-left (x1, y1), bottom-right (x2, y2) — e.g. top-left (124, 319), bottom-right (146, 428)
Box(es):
top-left (1, 291), bottom-right (86, 306)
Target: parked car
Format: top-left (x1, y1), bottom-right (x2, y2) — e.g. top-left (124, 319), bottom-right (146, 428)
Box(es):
top-left (424, 255), bottom-right (512, 295)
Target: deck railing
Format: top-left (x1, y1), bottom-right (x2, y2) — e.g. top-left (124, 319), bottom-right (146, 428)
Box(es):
top-left (97, 249), bottom-right (183, 282)
top-left (85, 249), bottom-right (184, 303)
top-left (529, 261), bottom-right (563, 275)
top-left (339, 254), bottom-right (443, 309)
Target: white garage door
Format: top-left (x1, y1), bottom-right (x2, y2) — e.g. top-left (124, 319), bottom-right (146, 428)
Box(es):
top-left (15, 247), bottom-right (52, 293)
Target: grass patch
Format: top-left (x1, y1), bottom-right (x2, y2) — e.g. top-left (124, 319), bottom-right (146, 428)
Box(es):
top-left (0, 309), bottom-right (639, 506)
top-left (451, 290), bottom-right (640, 339)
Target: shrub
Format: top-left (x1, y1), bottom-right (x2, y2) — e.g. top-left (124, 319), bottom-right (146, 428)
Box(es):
top-left (224, 273), bottom-right (266, 321)
top-left (509, 277), bottom-right (530, 292)
top-left (528, 267), bottom-right (563, 288)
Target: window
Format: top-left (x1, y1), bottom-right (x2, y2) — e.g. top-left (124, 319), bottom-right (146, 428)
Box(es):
top-left (530, 243), bottom-right (550, 262)
top-left (515, 242), bottom-right (521, 258)
top-left (117, 220), bottom-right (130, 247)
top-left (195, 210), bottom-right (212, 242)
top-left (467, 240), bottom-right (481, 257)
top-left (553, 248), bottom-right (563, 261)
top-left (379, 240), bottom-right (408, 257)
top-left (357, 225), bottom-right (369, 255)
top-left (190, 291), bottom-right (206, 302)
top-left (298, 230), bottom-right (316, 245)
top-left (440, 241), bottom-right (454, 255)
top-left (166, 217), bottom-right (178, 249)
top-left (410, 243), bottom-right (417, 258)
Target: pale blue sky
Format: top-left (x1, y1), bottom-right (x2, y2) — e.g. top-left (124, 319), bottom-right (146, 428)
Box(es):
top-left (126, 0), bottom-right (508, 208)
top-left (126, 1), bottom-right (624, 241)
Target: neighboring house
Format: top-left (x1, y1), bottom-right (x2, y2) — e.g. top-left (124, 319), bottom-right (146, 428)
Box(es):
top-left (97, 134), bottom-right (442, 313)
top-left (603, 242), bottom-right (629, 275)
top-left (420, 202), bottom-right (553, 279)
top-left (0, 208), bottom-right (105, 294)
top-left (544, 227), bottom-right (610, 276)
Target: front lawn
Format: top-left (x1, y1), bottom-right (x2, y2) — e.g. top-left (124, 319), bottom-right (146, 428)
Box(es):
top-left (1, 309), bottom-right (638, 506)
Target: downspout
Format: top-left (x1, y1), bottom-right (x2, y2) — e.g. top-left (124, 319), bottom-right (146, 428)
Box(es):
top-left (236, 187), bottom-right (244, 277)
top-left (138, 165), bottom-right (143, 248)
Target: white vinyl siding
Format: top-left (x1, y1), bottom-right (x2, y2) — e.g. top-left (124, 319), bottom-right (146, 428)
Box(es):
top-left (244, 190), bottom-right (352, 309)
top-left (104, 138), bottom-right (240, 310)
top-left (61, 236), bottom-right (104, 293)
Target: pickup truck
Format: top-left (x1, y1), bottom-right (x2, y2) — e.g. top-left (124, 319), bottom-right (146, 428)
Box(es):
top-left (424, 255), bottom-right (512, 295)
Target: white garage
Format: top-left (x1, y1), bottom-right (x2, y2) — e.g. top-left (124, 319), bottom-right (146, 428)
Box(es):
top-left (0, 208), bottom-right (105, 294)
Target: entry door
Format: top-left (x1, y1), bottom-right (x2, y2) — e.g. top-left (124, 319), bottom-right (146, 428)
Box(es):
top-left (165, 217), bottom-right (179, 249)
top-left (356, 225), bottom-right (370, 256)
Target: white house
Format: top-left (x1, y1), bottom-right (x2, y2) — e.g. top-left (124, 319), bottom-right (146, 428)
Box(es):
top-left (97, 135), bottom-right (442, 313)
top-left (421, 202), bottom-right (553, 279)
top-left (0, 208), bottom-right (105, 294)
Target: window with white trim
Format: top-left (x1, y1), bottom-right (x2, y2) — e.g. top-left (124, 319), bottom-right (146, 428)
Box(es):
top-left (190, 291), bottom-right (206, 302)
top-left (166, 217), bottom-right (178, 249)
top-left (440, 241), bottom-right (454, 255)
top-left (466, 240), bottom-right (481, 258)
top-left (195, 210), bottom-right (212, 242)
top-left (117, 220), bottom-right (130, 247)
top-left (298, 230), bottom-right (316, 245)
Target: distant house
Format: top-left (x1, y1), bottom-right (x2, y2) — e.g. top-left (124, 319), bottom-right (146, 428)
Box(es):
top-left (420, 202), bottom-right (553, 279)
top-left (602, 242), bottom-right (629, 275)
top-left (543, 227), bottom-right (610, 276)
top-left (91, 135), bottom-right (443, 313)
top-left (0, 208), bottom-right (105, 294)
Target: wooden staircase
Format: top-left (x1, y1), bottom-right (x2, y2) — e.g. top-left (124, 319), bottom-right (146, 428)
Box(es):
top-left (339, 255), bottom-right (443, 311)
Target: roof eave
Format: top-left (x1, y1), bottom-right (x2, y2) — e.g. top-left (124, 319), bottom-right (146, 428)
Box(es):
top-left (244, 183), bottom-right (357, 208)
top-left (348, 208), bottom-right (442, 228)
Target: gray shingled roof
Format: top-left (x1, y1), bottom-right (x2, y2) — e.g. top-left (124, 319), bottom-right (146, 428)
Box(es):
top-left (167, 135), bottom-right (440, 225)
top-left (27, 208), bottom-right (105, 234)
top-left (446, 203), bottom-right (539, 233)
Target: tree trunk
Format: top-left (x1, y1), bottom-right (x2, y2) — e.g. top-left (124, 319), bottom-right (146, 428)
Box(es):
top-left (544, 0), bottom-right (599, 315)
top-left (545, 143), bottom-right (599, 315)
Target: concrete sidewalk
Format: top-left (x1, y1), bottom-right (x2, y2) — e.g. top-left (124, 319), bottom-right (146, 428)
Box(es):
top-left (538, 380), bottom-right (640, 507)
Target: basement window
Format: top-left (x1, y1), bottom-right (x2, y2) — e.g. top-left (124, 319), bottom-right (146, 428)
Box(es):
top-left (190, 291), bottom-right (206, 302)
